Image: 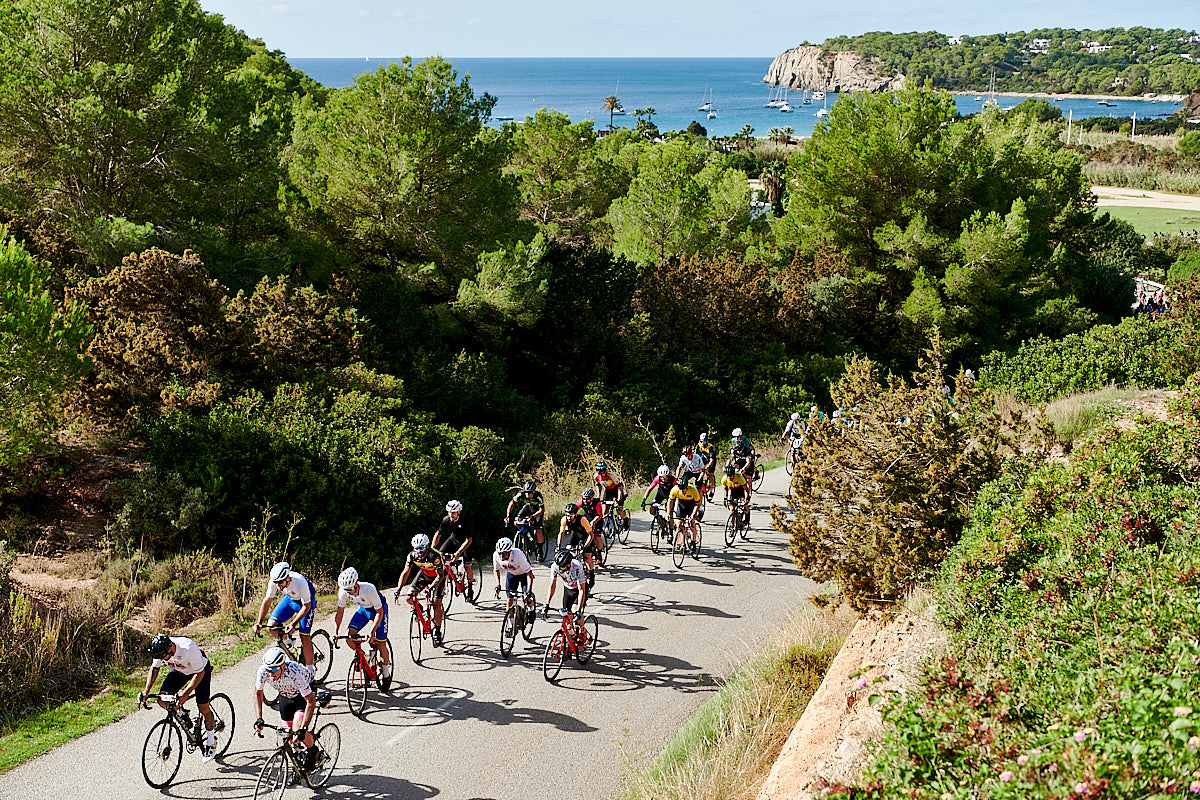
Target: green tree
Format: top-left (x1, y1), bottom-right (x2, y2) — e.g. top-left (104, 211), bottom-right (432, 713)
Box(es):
top-left (603, 95), bottom-right (621, 129)
top-left (1178, 130), bottom-right (1200, 162)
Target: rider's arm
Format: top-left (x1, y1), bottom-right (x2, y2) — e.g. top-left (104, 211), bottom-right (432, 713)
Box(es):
top-left (139, 664), bottom-right (161, 704)
top-left (254, 689), bottom-right (264, 723)
top-left (394, 564), bottom-right (412, 596)
top-left (253, 594), bottom-right (273, 629)
top-left (333, 605), bottom-right (345, 638)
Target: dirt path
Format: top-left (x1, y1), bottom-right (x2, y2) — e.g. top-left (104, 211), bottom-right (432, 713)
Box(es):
top-left (1092, 186), bottom-right (1200, 210)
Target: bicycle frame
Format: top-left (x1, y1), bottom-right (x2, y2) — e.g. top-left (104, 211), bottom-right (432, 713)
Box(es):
top-left (339, 635), bottom-right (381, 682)
top-left (442, 558), bottom-right (467, 594)
top-left (405, 590), bottom-right (436, 636)
top-left (557, 611), bottom-right (586, 656)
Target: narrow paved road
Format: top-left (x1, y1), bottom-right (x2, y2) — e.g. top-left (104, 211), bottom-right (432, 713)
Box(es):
top-left (0, 467), bottom-right (816, 800)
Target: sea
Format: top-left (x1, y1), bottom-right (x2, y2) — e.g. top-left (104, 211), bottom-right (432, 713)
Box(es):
top-left (289, 57), bottom-right (1185, 139)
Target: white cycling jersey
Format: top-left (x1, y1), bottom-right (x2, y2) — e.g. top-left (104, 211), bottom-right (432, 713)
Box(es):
top-left (152, 637), bottom-right (208, 675)
top-left (493, 548), bottom-right (533, 576)
top-left (265, 571), bottom-right (314, 605)
top-left (783, 419), bottom-right (804, 438)
top-left (255, 660), bottom-right (315, 698)
top-left (677, 453), bottom-right (705, 475)
top-left (553, 560), bottom-right (587, 591)
top-left (338, 581), bottom-right (384, 611)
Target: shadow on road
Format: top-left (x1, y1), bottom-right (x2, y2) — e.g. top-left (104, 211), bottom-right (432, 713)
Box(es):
top-left (320, 768), bottom-right (438, 799)
top-left (549, 645), bottom-right (716, 695)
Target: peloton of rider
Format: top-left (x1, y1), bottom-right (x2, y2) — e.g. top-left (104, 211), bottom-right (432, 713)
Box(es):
top-left (433, 499), bottom-right (475, 591)
top-left (332, 567), bottom-right (392, 691)
top-left (556, 503), bottom-right (599, 588)
top-left (253, 562), bottom-right (318, 672)
top-left (492, 536), bottom-right (536, 616)
top-left (722, 463), bottom-right (751, 525)
top-left (505, 480), bottom-right (546, 559)
top-left (639, 464), bottom-right (677, 523)
top-left (593, 460), bottom-right (630, 531)
top-left (545, 548), bottom-right (589, 639)
top-left (138, 633), bottom-right (219, 761)
top-left (252, 647), bottom-right (319, 773)
top-left (393, 534), bottom-right (447, 646)
top-left (667, 471), bottom-right (703, 551)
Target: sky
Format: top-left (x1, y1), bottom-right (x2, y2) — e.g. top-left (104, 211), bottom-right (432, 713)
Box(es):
top-left (196, 0), bottom-right (1199, 59)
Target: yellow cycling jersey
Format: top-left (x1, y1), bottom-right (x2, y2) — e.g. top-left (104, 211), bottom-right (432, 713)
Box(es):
top-left (722, 473), bottom-right (747, 490)
top-left (669, 485), bottom-right (702, 503)
top-left (697, 441), bottom-right (714, 457)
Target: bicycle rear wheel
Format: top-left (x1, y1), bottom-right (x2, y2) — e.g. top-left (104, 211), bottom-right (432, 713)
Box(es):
top-left (207, 692), bottom-right (236, 757)
top-left (671, 527), bottom-right (685, 568)
top-left (253, 748), bottom-right (290, 800)
top-left (141, 717), bottom-right (183, 789)
top-left (408, 610), bottom-right (423, 664)
top-left (347, 653), bottom-right (368, 717)
top-left (370, 641), bottom-right (392, 692)
top-left (724, 514), bottom-right (737, 547)
top-left (785, 452), bottom-right (795, 476)
top-left (542, 630), bottom-right (566, 682)
top-left (618, 513), bottom-right (630, 545)
top-left (305, 723), bottom-right (341, 788)
top-left (576, 615), bottom-right (599, 664)
top-left (499, 608), bottom-right (518, 657)
top-left (309, 629), bottom-right (333, 683)
top-left (753, 464), bottom-right (766, 491)
top-left (442, 571), bottom-right (456, 616)
top-left (648, 515), bottom-right (661, 554)
top-left (522, 600), bottom-right (537, 641)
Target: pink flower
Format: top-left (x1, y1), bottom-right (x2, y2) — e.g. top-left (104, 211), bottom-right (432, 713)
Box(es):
top-left (1048, 764), bottom-right (1058, 773)
top-left (1175, 706), bottom-right (1193, 717)
top-left (856, 677), bottom-right (870, 689)
top-left (1017, 755), bottom-right (1029, 766)
top-left (1000, 771), bottom-right (1014, 783)
top-left (1190, 781), bottom-right (1200, 794)
top-left (1075, 782), bottom-right (1088, 794)
top-left (1189, 735), bottom-right (1200, 751)
top-left (1073, 729), bottom-right (1088, 742)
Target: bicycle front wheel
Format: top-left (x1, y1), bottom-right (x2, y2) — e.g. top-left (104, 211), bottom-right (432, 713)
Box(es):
top-left (370, 640), bottom-right (392, 692)
top-left (576, 615), bottom-right (599, 665)
top-left (409, 610), bottom-right (423, 664)
top-left (671, 528), bottom-right (685, 569)
top-left (253, 748), bottom-right (290, 800)
top-left (724, 515), bottom-right (737, 547)
top-left (648, 515), bottom-right (660, 553)
top-left (753, 464), bottom-right (766, 491)
top-left (309, 629), bottom-right (333, 683)
top-left (521, 602), bottom-right (537, 641)
top-left (141, 717), bottom-right (183, 789)
top-left (542, 630), bottom-right (567, 682)
top-left (305, 722), bottom-right (341, 789)
top-left (618, 514), bottom-right (630, 545)
top-left (464, 561), bottom-right (480, 603)
top-left (499, 608), bottom-right (518, 657)
top-left (347, 654), bottom-right (368, 717)
top-left (443, 572), bottom-right (456, 617)
top-left (208, 692), bottom-right (236, 757)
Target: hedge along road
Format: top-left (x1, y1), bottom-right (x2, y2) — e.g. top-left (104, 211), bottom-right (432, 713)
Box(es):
top-left (0, 466), bottom-right (817, 800)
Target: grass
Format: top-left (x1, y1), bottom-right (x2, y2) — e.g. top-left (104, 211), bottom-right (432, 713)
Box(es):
top-left (1097, 204), bottom-right (1200, 238)
top-left (617, 603), bottom-right (856, 800)
top-left (1042, 385), bottom-right (1144, 450)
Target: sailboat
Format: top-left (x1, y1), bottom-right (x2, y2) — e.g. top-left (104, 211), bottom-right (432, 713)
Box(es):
top-left (779, 90), bottom-right (792, 113)
top-left (612, 78), bottom-right (625, 114)
top-left (982, 68), bottom-right (999, 109)
top-left (815, 92), bottom-right (829, 117)
top-left (698, 83), bottom-right (714, 113)
top-left (765, 85), bottom-right (783, 108)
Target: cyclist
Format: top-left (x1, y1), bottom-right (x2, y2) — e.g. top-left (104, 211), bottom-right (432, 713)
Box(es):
top-left (252, 647), bottom-right (318, 773)
top-left (556, 503), bottom-right (599, 588)
top-left (492, 536), bottom-right (536, 618)
top-left (393, 534), bottom-right (447, 647)
top-left (544, 548), bottom-right (589, 639)
top-left (639, 464), bottom-right (677, 526)
top-left (138, 633), bottom-right (218, 761)
top-left (676, 445), bottom-right (706, 482)
top-left (433, 499), bottom-right (476, 593)
top-left (332, 567), bottom-right (392, 691)
top-left (593, 460), bottom-right (630, 532)
top-left (577, 487), bottom-right (607, 558)
top-left (729, 427), bottom-right (758, 481)
top-left (781, 412), bottom-right (804, 442)
top-left (667, 472), bottom-right (703, 552)
top-left (504, 480), bottom-right (546, 560)
top-left (253, 562), bottom-right (317, 671)
top-left (721, 463), bottom-right (751, 526)
top-left (696, 432), bottom-right (717, 490)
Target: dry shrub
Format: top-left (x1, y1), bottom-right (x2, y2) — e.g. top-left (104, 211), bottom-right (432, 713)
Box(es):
top-left (146, 592), bottom-right (179, 631)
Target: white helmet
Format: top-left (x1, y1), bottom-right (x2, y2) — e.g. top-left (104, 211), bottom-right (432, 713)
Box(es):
top-left (445, 499), bottom-right (463, 513)
top-left (496, 537), bottom-right (514, 554)
top-left (732, 428), bottom-right (743, 438)
top-left (338, 567), bottom-right (359, 591)
top-left (790, 412), bottom-right (800, 421)
top-left (657, 464), bottom-right (670, 477)
top-left (411, 533), bottom-right (430, 550)
top-left (832, 408), bottom-right (841, 418)
top-left (269, 562), bottom-right (290, 583)
top-left (262, 646), bottom-right (287, 668)
top-left (699, 432), bottom-right (708, 442)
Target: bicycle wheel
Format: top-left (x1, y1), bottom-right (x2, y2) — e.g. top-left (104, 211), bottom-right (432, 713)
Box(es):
top-left (739, 510), bottom-right (751, 540)
top-left (141, 717), bottom-right (183, 789)
top-left (695, 523), bottom-right (704, 557)
top-left (442, 572), bottom-right (456, 616)
top-left (408, 611), bottom-right (423, 664)
top-left (513, 528), bottom-right (531, 554)
top-left (521, 601), bottom-right (537, 641)
top-left (346, 653), bottom-right (368, 717)
top-left (207, 692), bottom-right (236, 758)
top-left (724, 514), bottom-right (737, 547)
top-left (542, 630), bottom-right (566, 682)
top-left (499, 607), bottom-right (518, 656)
top-left (463, 561), bottom-right (480, 603)
top-left (753, 464), bottom-right (766, 491)
top-left (671, 527), bottom-right (685, 568)
top-left (305, 722), bottom-right (341, 789)
top-left (576, 615), bottom-right (599, 664)
top-left (309, 630), bottom-right (333, 683)
top-left (253, 748), bottom-right (290, 800)
top-left (618, 513), bottom-right (630, 545)
top-left (370, 640), bottom-right (392, 692)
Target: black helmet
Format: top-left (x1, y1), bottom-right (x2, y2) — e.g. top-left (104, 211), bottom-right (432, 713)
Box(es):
top-left (147, 633), bottom-right (172, 659)
top-left (723, 464), bottom-right (735, 476)
top-left (564, 502), bottom-right (579, 516)
top-left (582, 487), bottom-right (596, 500)
top-left (554, 549), bottom-right (573, 569)
top-left (522, 480), bottom-right (537, 493)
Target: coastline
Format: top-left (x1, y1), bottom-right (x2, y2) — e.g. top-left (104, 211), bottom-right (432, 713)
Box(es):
top-left (950, 89), bottom-right (1186, 103)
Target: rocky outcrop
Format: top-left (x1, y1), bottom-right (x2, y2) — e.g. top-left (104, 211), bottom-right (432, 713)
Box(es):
top-left (1185, 93), bottom-right (1200, 117)
top-left (764, 45), bottom-right (905, 93)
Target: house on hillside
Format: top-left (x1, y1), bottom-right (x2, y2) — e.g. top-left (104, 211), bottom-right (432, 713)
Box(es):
top-left (1083, 41), bottom-right (1113, 53)
top-left (1023, 38), bottom-right (1051, 54)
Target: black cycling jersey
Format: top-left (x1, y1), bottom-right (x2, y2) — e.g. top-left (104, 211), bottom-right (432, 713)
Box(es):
top-left (434, 514), bottom-right (472, 551)
top-left (511, 491), bottom-right (545, 516)
top-left (652, 475), bottom-right (677, 503)
top-left (578, 498), bottom-right (603, 522)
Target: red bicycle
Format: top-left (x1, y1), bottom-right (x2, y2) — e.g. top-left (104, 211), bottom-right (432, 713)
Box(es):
top-left (398, 588), bottom-right (444, 665)
top-left (541, 610), bottom-right (598, 682)
top-left (336, 634), bottom-right (391, 716)
top-left (441, 555), bottom-right (479, 616)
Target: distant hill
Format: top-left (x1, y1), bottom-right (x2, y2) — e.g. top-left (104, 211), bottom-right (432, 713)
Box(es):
top-left (771, 27), bottom-right (1200, 96)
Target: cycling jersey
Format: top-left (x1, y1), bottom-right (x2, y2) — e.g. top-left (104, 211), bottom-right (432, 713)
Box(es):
top-left (783, 419), bottom-right (804, 438)
top-left (647, 474), bottom-right (677, 503)
top-left (338, 581), bottom-right (385, 612)
top-left (265, 571), bottom-right (315, 606)
top-left (406, 548), bottom-right (447, 579)
top-left (670, 484), bottom-right (702, 514)
top-left (493, 548), bottom-right (533, 576)
top-left (510, 491), bottom-right (545, 518)
top-left (579, 498), bottom-right (603, 521)
top-left (553, 559), bottom-right (588, 591)
top-left (722, 473), bottom-right (748, 490)
top-left (697, 442), bottom-right (716, 464)
top-left (435, 514), bottom-right (472, 553)
top-left (678, 453), bottom-right (705, 475)
top-left (594, 471), bottom-right (620, 491)
top-left (255, 660), bottom-right (315, 699)
top-left (731, 437), bottom-right (754, 458)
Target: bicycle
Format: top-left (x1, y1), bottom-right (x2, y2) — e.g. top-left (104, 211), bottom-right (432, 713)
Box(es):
top-left (252, 691), bottom-right (340, 798)
top-left (337, 634), bottom-right (392, 716)
top-left (398, 587), bottom-right (444, 665)
top-left (784, 437), bottom-right (804, 476)
top-left (499, 588), bottom-right (538, 656)
top-left (670, 515), bottom-right (702, 569)
top-left (441, 554), bottom-right (479, 616)
top-left (600, 499), bottom-right (630, 546)
top-left (140, 691), bottom-right (235, 789)
top-left (723, 498), bottom-right (751, 547)
top-left (511, 515), bottom-right (547, 562)
top-left (752, 461), bottom-right (766, 491)
top-left (644, 501), bottom-right (669, 554)
top-left (261, 625), bottom-right (332, 706)
top-left (541, 609), bottom-right (599, 682)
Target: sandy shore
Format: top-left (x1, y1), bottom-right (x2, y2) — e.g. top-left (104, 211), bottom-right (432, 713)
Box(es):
top-left (1092, 185), bottom-right (1200, 209)
top-left (951, 90), bottom-right (1186, 102)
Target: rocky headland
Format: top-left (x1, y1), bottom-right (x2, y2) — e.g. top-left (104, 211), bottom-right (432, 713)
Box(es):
top-left (763, 45), bottom-right (905, 93)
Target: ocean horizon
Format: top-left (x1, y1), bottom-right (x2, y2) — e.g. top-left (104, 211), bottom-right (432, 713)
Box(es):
top-left (289, 57), bottom-right (1185, 139)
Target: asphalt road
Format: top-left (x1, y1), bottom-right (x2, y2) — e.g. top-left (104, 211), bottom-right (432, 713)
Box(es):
top-left (0, 466), bottom-right (817, 800)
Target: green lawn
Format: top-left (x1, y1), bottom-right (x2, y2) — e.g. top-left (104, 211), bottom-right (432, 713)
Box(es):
top-left (1100, 204), bottom-right (1200, 238)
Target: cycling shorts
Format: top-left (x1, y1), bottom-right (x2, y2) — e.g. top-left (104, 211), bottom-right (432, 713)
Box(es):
top-left (412, 572), bottom-right (445, 599)
top-left (674, 500), bottom-right (699, 518)
top-left (269, 581), bottom-right (317, 634)
top-left (727, 486), bottom-right (747, 500)
top-left (440, 536), bottom-right (467, 557)
top-left (349, 604), bottom-right (389, 641)
top-left (602, 485), bottom-right (623, 502)
top-left (279, 694), bottom-right (308, 723)
top-left (562, 587), bottom-right (584, 613)
top-left (505, 571), bottom-right (531, 599)
top-left (161, 662), bottom-right (213, 706)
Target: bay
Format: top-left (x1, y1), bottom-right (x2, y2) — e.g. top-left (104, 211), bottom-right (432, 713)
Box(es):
top-left (289, 57), bottom-right (1185, 139)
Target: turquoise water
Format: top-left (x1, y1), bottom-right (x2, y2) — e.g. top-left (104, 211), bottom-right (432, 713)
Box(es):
top-left (290, 57), bottom-right (1185, 139)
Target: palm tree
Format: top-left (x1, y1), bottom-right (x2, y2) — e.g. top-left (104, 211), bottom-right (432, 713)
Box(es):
top-left (737, 124), bottom-right (754, 149)
top-left (781, 126), bottom-right (795, 145)
top-left (767, 126), bottom-right (784, 145)
top-left (643, 106), bottom-right (656, 123)
top-left (603, 95), bottom-right (620, 129)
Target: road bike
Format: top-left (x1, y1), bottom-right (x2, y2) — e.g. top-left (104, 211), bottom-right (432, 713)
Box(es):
top-left (670, 515), bottom-right (702, 569)
top-left (252, 691), bottom-right (339, 798)
top-left (644, 501), bottom-right (669, 554)
top-left (697, 468), bottom-right (716, 503)
top-left (752, 461), bottom-right (766, 491)
top-left (261, 625), bottom-right (332, 706)
top-left (499, 588), bottom-right (538, 656)
top-left (600, 499), bottom-right (630, 547)
top-left (541, 609), bottom-right (598, 682)
top-left (723, 498), bottom-right (751, 547)
top-left (441, 554), bottom-right (479, 616)
top-left (140, 691), bottom-right (235, 789)
top-left (398, 587), bottom-right (445, 665)
top-left (511, 515), bottom-right (547, 562)
top-left (337, 634), bottom-right (392, 716)
top-left (784, 437), bottom-right (804, 476)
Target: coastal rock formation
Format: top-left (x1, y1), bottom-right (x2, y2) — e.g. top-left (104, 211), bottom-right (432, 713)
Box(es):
top-left (764, 45), bottom-right (905, 93)
top-left (1185, 92), bottom-right (1200, 117)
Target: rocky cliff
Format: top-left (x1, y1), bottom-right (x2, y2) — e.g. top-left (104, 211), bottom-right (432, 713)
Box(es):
top-left (764, 45), bottom-right (905, 93)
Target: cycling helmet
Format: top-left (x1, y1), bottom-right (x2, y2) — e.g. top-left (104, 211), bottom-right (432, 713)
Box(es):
top-left (679, 472), bottom-right (693, 487)
top-left (338, 567), bottom-right (359, 591)
top-left (147, 633), bottom-right (172, 658)
top-left (656, 464), bottom-right (670, 477)
top-left (496, 537), bottom-right (514, 555)
top-left (564, 502), bottom-right (579, 516)
top-left (699, 432), bottom-right (708, 442)
top-left (682, 445), bottom-right (693, 456)
top-left (411, 533), bottom-right (430, 551)
top-left (723, 464), bottom-right (736, 476)
top-left (554, 549), bottom-right (573, 569)
top-left (522, 480), bottom-right (537, 493)
top-left (732, 427), bottom-right (743, 438)
top-left (445, 499), bottom-right (463, 514)
top-left (582, 487), bottom-right (596, 500)
top-left (269, 562), bottom-right (291, 583)
top-left (595, 460), bottom-right (608, 471)
top-left (791, 412), bottom-right (800, 421)
top-left (262, 646), bottom-right (287, 669)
